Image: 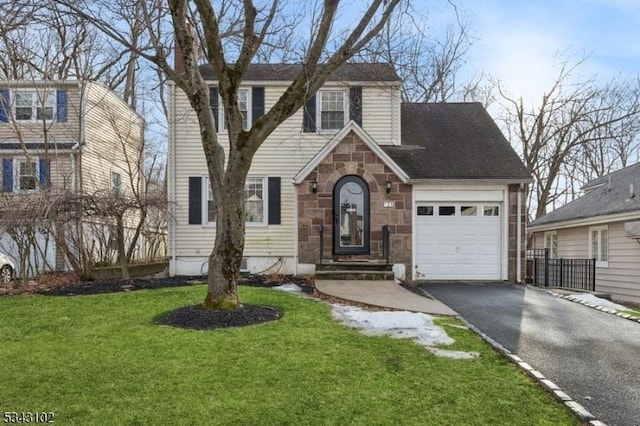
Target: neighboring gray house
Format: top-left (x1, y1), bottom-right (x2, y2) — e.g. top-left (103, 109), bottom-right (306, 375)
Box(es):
top-left (168, 63), bottom-right (532, 282)
top-left (529, 162), bottom-right (640, 303)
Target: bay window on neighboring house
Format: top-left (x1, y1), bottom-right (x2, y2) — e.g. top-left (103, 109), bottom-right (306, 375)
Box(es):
top-left (589, 226), bottom-right (608, 267)
top-left (544, 231), bottom-right (558, 258)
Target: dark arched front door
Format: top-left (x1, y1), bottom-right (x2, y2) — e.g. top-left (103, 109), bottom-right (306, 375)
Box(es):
top-left (333, 175), bottom-right (370, 255)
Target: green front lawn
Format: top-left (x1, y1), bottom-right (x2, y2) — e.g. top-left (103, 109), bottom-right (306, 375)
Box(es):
top-left (1, 285), bottom-right (578, 425)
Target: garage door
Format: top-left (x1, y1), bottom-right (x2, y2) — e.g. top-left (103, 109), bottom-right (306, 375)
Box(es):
top-left (415, 203), bottom-right (502, 280)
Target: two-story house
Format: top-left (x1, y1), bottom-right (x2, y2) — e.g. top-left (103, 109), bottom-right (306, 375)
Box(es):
top-left (168, 63), bottom-right (532, 282)
top-left (0, 79), bottom-right (146, 275)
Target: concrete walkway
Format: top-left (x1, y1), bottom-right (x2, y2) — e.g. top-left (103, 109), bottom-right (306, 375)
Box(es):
top-left (315, 279), bottom-right (458, 316)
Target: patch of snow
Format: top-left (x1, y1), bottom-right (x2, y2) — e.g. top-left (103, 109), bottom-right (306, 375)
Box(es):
top-left (429, 348), bottom-right (480, 360)
top-left (273, 283), bottom-right (303, 293)
top-left (332, 304), bottom-right (479, 360)
top-left (568, 294), bottom-right (627, 311)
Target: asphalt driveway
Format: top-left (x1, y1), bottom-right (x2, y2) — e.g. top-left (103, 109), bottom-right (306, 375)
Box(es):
top-left (419, 282), bottom-right (640, 426)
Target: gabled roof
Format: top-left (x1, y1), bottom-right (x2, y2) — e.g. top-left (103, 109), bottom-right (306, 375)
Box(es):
top-left (292, 121), bottom-right (409, 184)
top-left (382, 103), bottom-right (532, 182)
top-left (199, 62), bottom-right (401, 82)
top-left (530, 162), bottom-right (640, 229)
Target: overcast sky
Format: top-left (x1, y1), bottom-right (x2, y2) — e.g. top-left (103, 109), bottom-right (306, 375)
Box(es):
top-left (458, 0), bottom-right (640, 101)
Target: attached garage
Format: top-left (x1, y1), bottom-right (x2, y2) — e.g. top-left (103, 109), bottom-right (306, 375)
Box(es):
top-left (412, 188), bottom-right (508, 281)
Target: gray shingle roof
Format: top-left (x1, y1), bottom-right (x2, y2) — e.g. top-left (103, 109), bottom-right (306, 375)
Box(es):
top-left (381, 103), bottom-right (532, 181)
top-left (530, 162), bottom-right (640, 227)
top-left (198, 62), bottom-right (401, 82)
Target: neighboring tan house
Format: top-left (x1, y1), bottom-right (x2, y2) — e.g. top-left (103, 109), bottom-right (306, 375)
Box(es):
top-left (168, 63), bottom-right (532, 281)
top-left (529, 163), bottom-right (640, 303)
top-left (0, 79), bottom-right (147, 275)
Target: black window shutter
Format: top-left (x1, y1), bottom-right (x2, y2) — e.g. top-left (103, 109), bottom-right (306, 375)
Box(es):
top-left (188, 177), bottom-right (202, 225)
top-left (252, 87), bottom-right (264, 126)
top-left (209, 87), bottom-right (219, 131)
top-left (268, 177), bottom-right (281, 225)
top-left (303, 94), bottom-right (316, 132)
top-left (349, 86), bottom-right (362, 126)
top-left (2, 159), bottom-right (13, 192)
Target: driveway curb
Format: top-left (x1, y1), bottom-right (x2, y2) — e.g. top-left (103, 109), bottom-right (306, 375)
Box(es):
top-left (458, 316), bottom-right (605, 425)
top-left (542, 289), bottom-right (640, 325)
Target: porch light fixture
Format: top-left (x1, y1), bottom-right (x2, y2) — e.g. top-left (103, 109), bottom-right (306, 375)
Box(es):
top-left (385, 180), bottom-right (392, 194)
top-left (311, 179), bottom-right (318, 193)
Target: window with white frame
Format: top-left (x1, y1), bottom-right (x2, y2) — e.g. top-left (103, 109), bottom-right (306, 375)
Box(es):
top-left (319, 90), bottom-right (345, 130)
top-left (14, 91), bottom-right (55, 121)
top-left (205, 177), bottom-right (266, 225)
top-left (544, 231), bottom-right (558, 258)
top-left (17, 159), bottom-right (37, 191)
top-left (111, 171), bottom-right (122, 197)
top-left (589, 226), bottom-right (608, 266)
top-left (220, 89), bottom-right (249, 131)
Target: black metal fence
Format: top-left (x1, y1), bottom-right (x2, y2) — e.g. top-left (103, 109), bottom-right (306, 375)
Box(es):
top-left (526, 248), bottom-right (596, 291)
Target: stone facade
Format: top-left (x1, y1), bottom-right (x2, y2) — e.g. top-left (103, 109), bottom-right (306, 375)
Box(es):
top-left (508, 184), bottom-right (528, 282)
top-left (297, 131), bottom-right (412, 269)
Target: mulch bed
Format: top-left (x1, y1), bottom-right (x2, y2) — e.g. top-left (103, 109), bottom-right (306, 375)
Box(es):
top-left (1, 272), bottom-right (314, 330)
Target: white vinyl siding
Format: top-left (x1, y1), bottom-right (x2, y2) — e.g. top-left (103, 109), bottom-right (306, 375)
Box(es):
top-left (589, 226), bottom-right (609, 266)
top-left (533, 221), bottom-right (640, 303)
top-left (170, 82), bottom-right (401, 262)
top-left (544, 231), bottom-right (558, 258)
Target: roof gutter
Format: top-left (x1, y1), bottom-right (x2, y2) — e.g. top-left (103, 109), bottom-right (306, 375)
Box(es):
top-left (407, 178), bottom-right (534, 185)
top-left (529, 210), bottom-right (640, 232)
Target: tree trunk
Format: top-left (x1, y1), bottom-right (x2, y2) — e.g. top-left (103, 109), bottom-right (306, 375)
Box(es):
top-left (202, 176), bottom-right (245, 310)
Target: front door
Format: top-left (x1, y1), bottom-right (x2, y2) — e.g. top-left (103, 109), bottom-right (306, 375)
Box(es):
top-left (333, 175), bottom-right (370, 255)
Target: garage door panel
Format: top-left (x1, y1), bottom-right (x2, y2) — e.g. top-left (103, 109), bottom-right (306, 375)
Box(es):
top-left (415, 202), bottom-right (502, 280)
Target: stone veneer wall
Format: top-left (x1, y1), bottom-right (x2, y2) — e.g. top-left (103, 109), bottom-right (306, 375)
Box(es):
top-left (297, 132), bottom-right (412, 269)
top-left (508, 184), bottom-right (528, 282)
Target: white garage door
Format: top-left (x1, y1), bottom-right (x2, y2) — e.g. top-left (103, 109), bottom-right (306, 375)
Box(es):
top-left (415, 203), bottom-right (502, 280)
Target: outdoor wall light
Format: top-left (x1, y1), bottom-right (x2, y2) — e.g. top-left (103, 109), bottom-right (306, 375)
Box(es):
top-left (385, 180), bottom-right (392, 194)
top-left (311, 179), bottom-right (318, 193)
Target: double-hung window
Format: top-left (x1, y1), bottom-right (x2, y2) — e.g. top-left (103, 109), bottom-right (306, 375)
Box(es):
top-left (18, 160), bottom-right (37, 191)
top-left (589, 226), bottom-right (608, 266)
top-left (544, 231), bottom-right (558, 258)
top-left (220, 89), bottom-right (250, 131)
top-left (205, 176), bottom-right (267, 225)
top-left (14, 91), bottom-right (55, 121)
top-left (319, 90), bottom-right (345, 131)
top-left (111, 171), bottom-right (122, 197)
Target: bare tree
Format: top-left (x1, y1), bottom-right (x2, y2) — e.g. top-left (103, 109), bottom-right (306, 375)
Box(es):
top-left (357, 1), bottom-right (485, 103)
top-left (498, 61), bottom-right (640, 219)
top-left (56, 0), bottom-right (404, 309)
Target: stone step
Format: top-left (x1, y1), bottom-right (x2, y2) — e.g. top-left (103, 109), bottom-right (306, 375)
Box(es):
top-left (315, 270), bottom-right (394, 281)
top-left (316, 261), bottom-right (392, 272)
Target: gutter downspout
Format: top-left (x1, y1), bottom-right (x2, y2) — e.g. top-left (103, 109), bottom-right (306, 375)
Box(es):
top-left (517, 183), bottom-right (523, 283)
top-left (169, 83), bottom-right (177, 276)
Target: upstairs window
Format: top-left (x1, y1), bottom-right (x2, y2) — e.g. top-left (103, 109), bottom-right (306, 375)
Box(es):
top-left (15, 92), bottom-right (55, 121)
top-left (221, 89), bottom-right (249, 131)
top-left (319, 90), bottom-right (345, 130)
